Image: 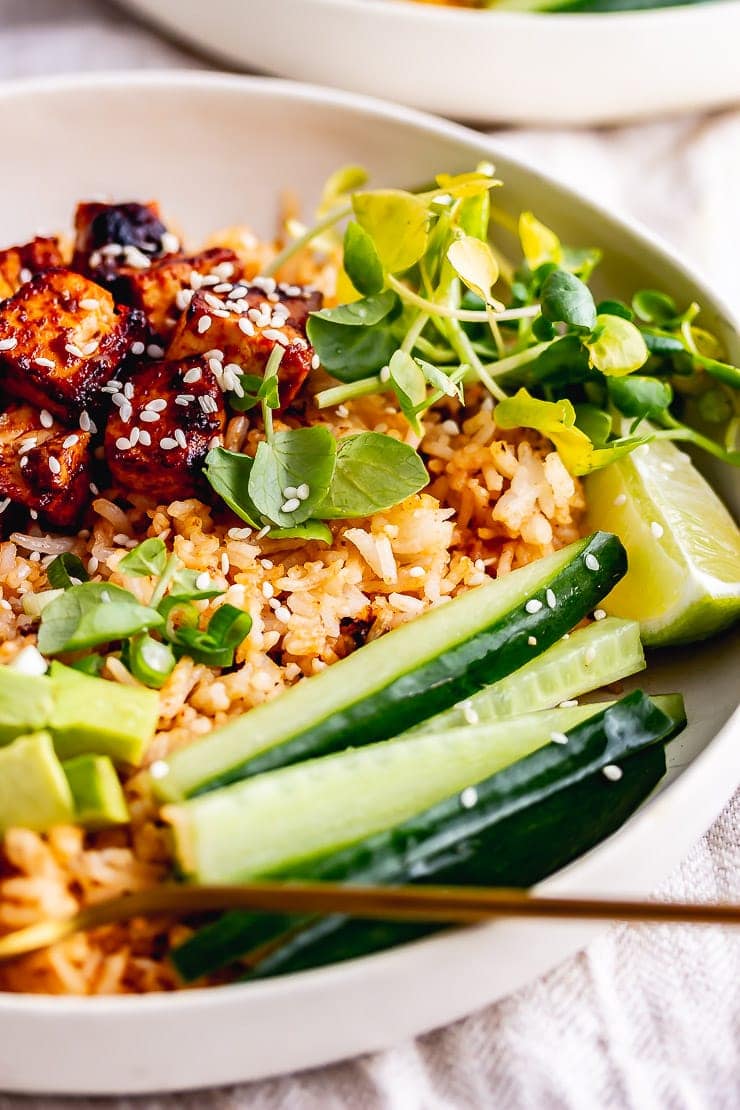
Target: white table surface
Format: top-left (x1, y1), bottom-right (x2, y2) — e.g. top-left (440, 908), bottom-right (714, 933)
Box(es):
top-left (0, 2), bottom-right (738, 1106)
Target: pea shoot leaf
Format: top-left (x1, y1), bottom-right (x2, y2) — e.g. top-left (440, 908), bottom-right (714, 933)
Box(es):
top-left (447, 236), bottom-right (499, 306)
top-left (310, 290), bottom-right (397, 328)
top-left (118, 538), bottom-right (168, 578)
top-left (343, 222), bottom-right (385, 296)
top-left (541, 269), bottom-right (597, 331)
top-left (519, 212), bottom-right (562, 269)
top-left (318, 164), bottom-right (368, 216)
top-left (607, 375), bottom-right (673, 420)
top-left (47, 553), bottom-right (89, 590)
top-left (352, 189), bottom-right (430, 273)
top-left (37, 583), bottom-right (163, 655)
top-left (204, 447), bottom-right (262, 529)
top-left (248, 426), bottom-right (337, 527)
top-left (585, 314), bottom-right (649, 376)
top-left (389, 350), bottom-right (427, 434)
top-left (317, 432), bottom-right (428, 518)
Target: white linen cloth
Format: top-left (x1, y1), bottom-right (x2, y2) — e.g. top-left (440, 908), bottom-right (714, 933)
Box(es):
top-left (0, 3), bottom-right (737, 1105)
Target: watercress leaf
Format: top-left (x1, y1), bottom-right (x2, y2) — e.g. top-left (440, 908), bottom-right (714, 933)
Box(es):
top-left (519, 212), bottom-right (562, 269)
top-left (531, 315), bottom-right (556, 342)
top-left (343, 222), bottom-right (385, 296)
top-left (311, 291), bottom-right (397, 328)
top-left (494, 387), bottom-right (649, 476)
top-left (632, 290), bottom-right (679, 326)
top-left (37, 583), bottom-right (163, 655)
top-left (268, 520), bottom-right (333, 543)
top-left (458, 188), bottom-right (491, 241)
top-left (527, 335), bottom-right (590, 387)
top-left (436, 167), bottom-right (500, 199)
top-left (447, 236), bottom-right (499, 305)
top-left (118, 538), bottom-right (168, 578)
top-left (257, 373), bottom-right (280, 410)
top-left (318, 164), bottom-right (368, 216)
top-left (585, 314), bottom-right (649, 376)
top-left (573, 404), bottom-right (613, 445)
top-left (47, 552), bottom-right (89, 590)
top-left (597, 299), bottom-right (633, 321)
top-left (541, 269), bottom-right (597, 330)
top-left (352, 190), bottom-right (430, 274)
top-left (318, 432), bottom-right (429, 519)
top-left (248, 426), bottom-right (337, 526)
top-left (389, 350), bottom-right (427, 434)
top-left (306, 315), bottom-right (398, 383)
top-left (203, 447), bottom-right (261, 528)
top-left (607, 375), bottom-right (673, 420)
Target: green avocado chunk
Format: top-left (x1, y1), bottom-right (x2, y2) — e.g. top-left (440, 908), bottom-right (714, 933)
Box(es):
top-left (0, 666), bottom-right (55, 746)
top-left (49, 661), bottom-right (160, 766)
top-left (63, 754), bottom-right (130, 830)
top-left (0, 731), bottom-right (74, 835)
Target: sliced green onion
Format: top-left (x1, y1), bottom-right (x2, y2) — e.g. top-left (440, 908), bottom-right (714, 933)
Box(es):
top-left (128, 633), bottom-right (176, 689)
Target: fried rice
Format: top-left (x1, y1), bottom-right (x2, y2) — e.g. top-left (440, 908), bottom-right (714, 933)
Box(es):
top-left (0, 226), bottom-right (585, 995)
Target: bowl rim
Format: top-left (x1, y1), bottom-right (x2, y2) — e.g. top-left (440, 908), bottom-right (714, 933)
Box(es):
top-left (286, 0), bottom-right (740, 26)
top-left (0, 68), bottom-right (737, 1021)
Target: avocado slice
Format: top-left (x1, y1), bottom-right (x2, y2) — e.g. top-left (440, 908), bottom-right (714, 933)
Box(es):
top-left (49, 661), bottom-right (160, 766)
top-left (0, 731), bottom-right (74, 835)
top-left (0, 666), bottom-right (55, 746)
top-left (63, 754), bottom-right (130, 830)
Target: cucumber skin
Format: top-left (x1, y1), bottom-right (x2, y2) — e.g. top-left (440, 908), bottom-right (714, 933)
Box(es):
top-left (173, 691), bottom-right (680, 982)
top-left (184, 532), bottom-right (627, 795)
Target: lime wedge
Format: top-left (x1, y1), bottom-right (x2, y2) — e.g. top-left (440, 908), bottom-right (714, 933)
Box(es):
top-left (585, 437), bottom-right (740, 646)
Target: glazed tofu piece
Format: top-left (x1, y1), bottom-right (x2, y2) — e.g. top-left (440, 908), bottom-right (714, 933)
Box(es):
top-left (0, 404), bottom-right (92, 530)
top-left (166, 278), bottom-right (323, 407)
top-left (104, 358), bottom-right (226, 503)
top-left (100, 248), bottom-right (241, 341)
top-left (0, 269), bottom-right (144, 422)
top-left (72, 201), bottom-right (177, 279)
top-left (0, 237), bottom-right (65, 301)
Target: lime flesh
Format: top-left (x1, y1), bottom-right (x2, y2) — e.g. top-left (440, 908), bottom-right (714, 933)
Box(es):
top-left (585, 437), bottom-right (740, 646)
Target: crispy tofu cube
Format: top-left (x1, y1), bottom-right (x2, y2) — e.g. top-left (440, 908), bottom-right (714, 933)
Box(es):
top-left (101, 248), bottom-right (241, 341)
top-left (0, 269), bottom-right (144, 422)
top-left (166, 279), bottom-right (323, 407)
top-left (0, 404), bottom-right (92, 530)
top-left (72, 201), bottom-right (176, 279)
top-left (104, 359), bottom-right (226, 503)
top-left (0, 237), bottom-right (65, 301)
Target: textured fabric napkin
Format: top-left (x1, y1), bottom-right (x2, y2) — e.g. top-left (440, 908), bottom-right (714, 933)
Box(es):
top-left (0, 3), bottom-right (738, 1106)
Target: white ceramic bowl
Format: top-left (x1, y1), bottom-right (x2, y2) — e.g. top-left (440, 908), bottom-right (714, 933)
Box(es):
top-left (0, 72), bottom-right (737, 1095)
top-left (116, 0), bottom-right (740, 126)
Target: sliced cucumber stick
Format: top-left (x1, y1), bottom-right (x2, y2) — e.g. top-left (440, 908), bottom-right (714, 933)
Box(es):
top-left (165, 702), bottom-right (608, 884)
top-left (173, 691), bottom-right (682, 982)
top-left (411, 616), bottom-right (644, 733)
top-left (156, 532), bottom-right (627, 801)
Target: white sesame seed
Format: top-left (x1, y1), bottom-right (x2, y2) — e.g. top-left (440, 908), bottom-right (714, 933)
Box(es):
top-left (282, 486), bottom-right (298, 499)
top-left (174, 429), bottom-right (187, 449)
top-left (115, 437), bottom-right (131, 451)
top-left (130, 426), bottom-right (141, 447)
top-left (462, 704), bottom-right (480, 726)
top-left (146, 399), bottom-right (167, 413)
top-left (550, 731), bottom-right (569, 745)
top-left (562, 633), bottom-right (570, 641)
top-left (559, 699), bottom-right (578, 708)
top-left (264, 329), bottom-right (288, 347)
top-left (65, 343), bottom-right (85, 358)
top-left (175, 288), bottom-right (194, 311)
top-left (613, 493), bottom-right (627, 507)
top-left (593, 608), bottom-right (607, 621)
top-left (256, 525), bottom-right (271, 540)
top-left (124, 245), bottom-right (151, 269)
top-left (48, 456), bottom-right (61, 475)
top-left (227, 527), bottom-right (253, 540)
top-left (527, 635), bottom-right (538, 646)
top-left (190, 271), bottom-right (204, 291)
top-left (602, 764), bottom-right (623, 782)
top-left (525, 598), bottom-right (543, 614)
top-left (124, 382), bottom-right (134, 400)
top-left (140, 410), bottom-right (159, 423)
top-left (148, 760), bottom-right (169, 780)
top-left (197, 315), bottom-right (212, 334)
top-left (82, 340), bottom-right (99, 357)
top-left (0, 497), bottom-right (10, 514)
top-left (585, 553), bottom-right (600, 572)
top-left (441, 419), bottom-right (460, 435)
top-left (112, 394), bottom-right (126, 408)
top-left (79, 411), bottom-right (91, 432)
top-left (79, 298), bottom-right (99, 311)
top-left (546, 588), bottom-right (556, 610)
top-left (28, 508), bottom-right (37, 519)
top-left (460, 787), bottom-right (478, 809)
top-left (113, 532), bottom-right (131, 546)
top-left (275, 604), bottom-right (292, 623)
top-left (379, 365), bottom-right (391, 383)
top-left (147, 344), bottom-right (165, 359)
top-left (39, 409), bottom-right (53, 429)
top-left (87, 555), bottom-right (99, 574)
top-left (131, 341), bottom-right (145, 356)
top-left (159, 437), bottom-right (178, 451)
top-left (281, 497), bottom-right (301, 513)
top-left (19, 268), bottom-right (32, 284)
top-left (220, 552), bottom-right (230, 575)
top-left (0, 337), bottom-right (18, 351)
top-left (650, 521), bottom-right (664, 540)
top-left (119, 402), bottom-right (132, 424)
top-left (296, 483), bottom-right (310, 501)
top-left (161, 231), bottom-right (180, 254)
top-left (336, 404), bottom-right (349, 418)
top-left (183, 367), bottom-right (202, 384)
top-left (311, 353), bottom-right (321, 371)
top-left (193, 572), bottom-right (210, 591)
top-left (238, 317), bottom-right (255, 337)
top-left (34, 357), bottom-right (55, 369)
top-left (262, 581), bottom-right (274, 599)
top-left (584, 646), bottom-right (596, 667)
top-left (62, 434), bottom-right (79, 449)
top-left (19, 456), bottom-right (28, 469)
top-left (208, 357), bottom-right (223, 376)
top-left (138, 429), bottom-right (151, 447)
top-left (408, 566), bottom-right (425, 578)
top-left (260, 559), bottom-right (274, 570)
